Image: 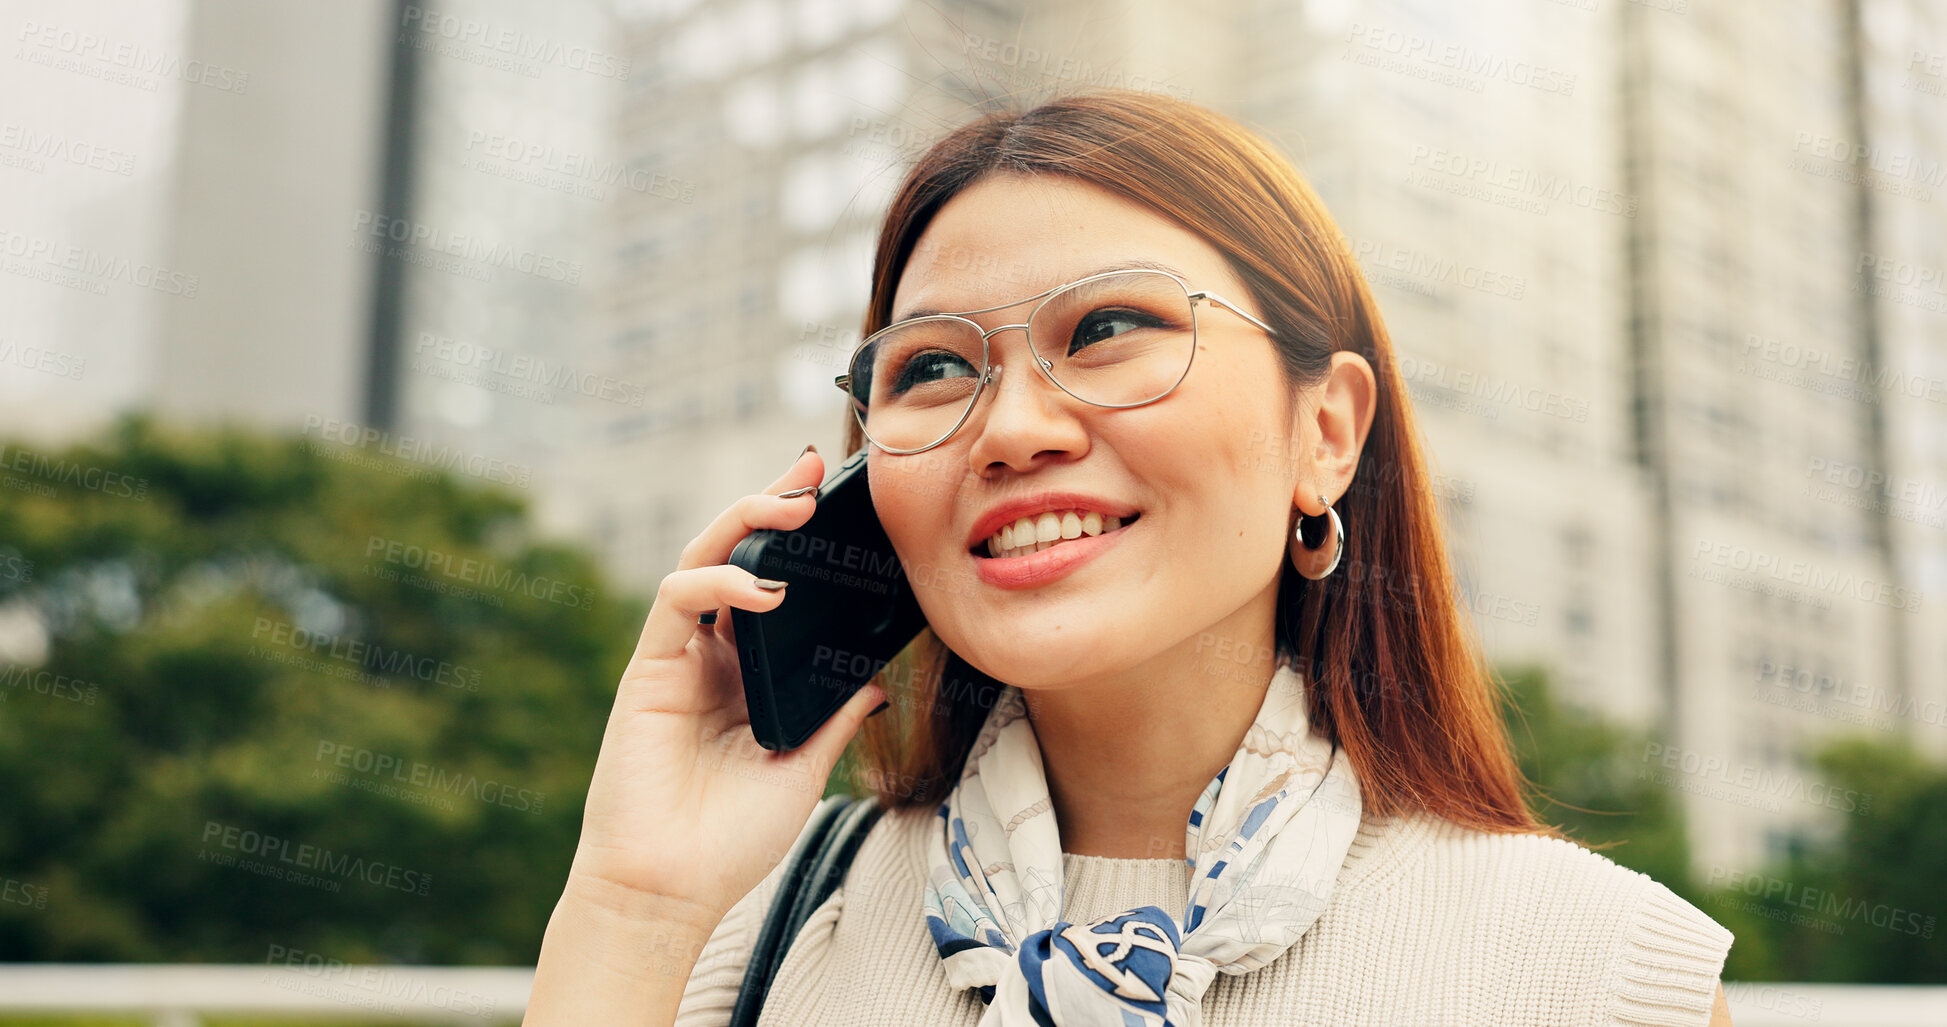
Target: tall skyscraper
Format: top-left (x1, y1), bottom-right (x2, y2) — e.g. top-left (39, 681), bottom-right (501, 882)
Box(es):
top-left (1614, 0), bottom-right (1944, 869)
top-left (372, 0), bottom-right (622, 541)
top-left (0, 0), bottom-right (392, 442)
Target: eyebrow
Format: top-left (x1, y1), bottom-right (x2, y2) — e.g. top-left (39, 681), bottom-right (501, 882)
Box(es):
top-left (892, 259), bottom-right (1190, 321)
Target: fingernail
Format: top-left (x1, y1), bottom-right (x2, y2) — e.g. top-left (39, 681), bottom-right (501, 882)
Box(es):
top-left (777, 484), bottom-right (819, 499)
top-left (753, 578), bottom-right (789, 592)
top-left (868, 699), bottom-right (891, 718)
top-left (798, 443), bottom-right (819, 459)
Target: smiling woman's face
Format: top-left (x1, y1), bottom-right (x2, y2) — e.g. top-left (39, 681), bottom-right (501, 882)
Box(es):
top-left (869, 172), bottom-right (1314, 691)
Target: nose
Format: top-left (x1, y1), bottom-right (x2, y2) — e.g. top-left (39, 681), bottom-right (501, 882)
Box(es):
top-left (961, 325), bottom-right (1088, 471)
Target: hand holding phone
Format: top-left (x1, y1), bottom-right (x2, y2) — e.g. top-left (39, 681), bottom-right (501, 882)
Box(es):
top-left (543, 447), bottom-right (887, 926)
top-left (729, 447), bottom-right (928, 751)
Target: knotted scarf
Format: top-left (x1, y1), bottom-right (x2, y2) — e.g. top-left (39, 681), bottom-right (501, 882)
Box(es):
top-left (921, 651), bottom-right (1362, 1026)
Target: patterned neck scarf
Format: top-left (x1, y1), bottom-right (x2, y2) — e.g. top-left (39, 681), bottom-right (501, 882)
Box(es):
top-left (921, 652), bottom-right (1363, 1027)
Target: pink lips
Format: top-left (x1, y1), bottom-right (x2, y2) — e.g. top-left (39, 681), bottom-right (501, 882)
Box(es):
top-left (964, 491), bottom-right (1142, 552)
top-left (971, 516), bottom-right (1137, 589)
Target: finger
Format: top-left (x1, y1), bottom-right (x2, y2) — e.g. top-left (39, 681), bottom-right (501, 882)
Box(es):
top-left (634, 564), bottom-right (789, 664)
top-left (672, 448), bottom-right (826, 573)
top-left (787, 682), bottom-right (887, 770)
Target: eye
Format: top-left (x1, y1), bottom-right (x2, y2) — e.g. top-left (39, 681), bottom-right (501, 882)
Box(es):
top-left (893, 349), bottom-right (977, 394)
top-left (1069, 307), bottom-right (1167, 356)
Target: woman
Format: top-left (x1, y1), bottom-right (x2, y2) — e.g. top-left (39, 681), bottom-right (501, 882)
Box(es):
top-left (525, 90), bottom-right (1736, 1026)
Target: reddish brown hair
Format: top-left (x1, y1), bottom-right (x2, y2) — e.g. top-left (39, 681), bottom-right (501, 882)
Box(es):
top-left (840, 89), bottom-right (1554, 839)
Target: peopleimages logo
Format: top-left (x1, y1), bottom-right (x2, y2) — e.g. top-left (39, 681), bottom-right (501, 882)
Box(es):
top-left (300, 415), bottom-right (533, 489)
top-left (199, 821), bottom-right (432, 896)
top-left (0, 227), bottom-right (198, 296)
top-left (364, 535), bottom-right (596, 611)
top-left (460, 131), bottom-right (689, 201)
top-left (315, 741), bottom-right (544, 814)
top-left (349, 211), bottom-right (582, 285)
top-left (1344, 23), bottom-right (1576, 95)
top-left (412, 331), bottom-right (647, 407)
top-left (1405, 145), bottom-right (1637, 217)
top-left (1753, 658), bottom-right (1945, 730)
top-left (13, 20), bottom-right (250, 93)
top-left (1394, 355), bottom-right (1589, 423)
top-left (1706, 866), bottom-right (1935, 938)
top-left (1791, 132), bottom-right (1947, 187)
top-left (400, 4), bottom-right (631, 80)
top-left (0, 339), bottom-right (86, 380)
top-left (0, 121), bottom-right (136, 176)
top-left (0, 665), bottom-right (99, 705)
top-left (250, 617), bottom-right (481, 692)
top-left (1690, 538), bottom-right (1922, 612)
top-left (0, 443), bottom-right (149, 499)
top-left (1641, 743), bottom-right (1873, 815)
top-left (1741, 331), bottom-right (1947, 405)
top-left (263, 945), bottom-right (498, 1018)
top-left (1, 877), bottom-right (47, 910)
top-left (1349, 238), bottom-right (1527, 300)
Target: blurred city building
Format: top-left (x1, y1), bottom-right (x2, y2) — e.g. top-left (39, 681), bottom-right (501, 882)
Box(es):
top-left (2, 0), bottom-right (1942, 877)
top-left (1608, 0), bottom-right (1947, 873)
top-left (0, 0), bottom-right (392, 441)
top-left (378, 0), bottom-right (619, 543)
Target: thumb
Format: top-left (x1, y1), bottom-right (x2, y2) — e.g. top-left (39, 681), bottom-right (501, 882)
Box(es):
top-left (796, 683), bottom-right (887, 769)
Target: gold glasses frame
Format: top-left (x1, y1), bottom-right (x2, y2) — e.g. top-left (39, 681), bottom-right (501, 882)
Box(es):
top-left (832, 267), bottom-right (1278, 454)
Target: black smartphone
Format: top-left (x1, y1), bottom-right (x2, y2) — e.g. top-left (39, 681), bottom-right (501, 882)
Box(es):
top-left (728, 447), bottom-right (928, 752)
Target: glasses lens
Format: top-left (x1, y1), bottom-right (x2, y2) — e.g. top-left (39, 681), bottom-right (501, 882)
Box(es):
top-left (846, 316), bottom-right (985, 451)
top-left (1028, 271), bottom-right (1195, 406)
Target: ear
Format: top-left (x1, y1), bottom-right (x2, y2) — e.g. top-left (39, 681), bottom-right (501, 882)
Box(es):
top-left (1290, 351), bottom-right (1378, 516)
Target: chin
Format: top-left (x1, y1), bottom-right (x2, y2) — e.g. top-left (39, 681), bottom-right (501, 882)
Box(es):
top-left (948, 631), bottom-right (1120, 690)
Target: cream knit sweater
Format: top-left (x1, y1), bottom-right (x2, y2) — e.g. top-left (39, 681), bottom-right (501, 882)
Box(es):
top-left (676, 803), bottom-right (1733, 1026)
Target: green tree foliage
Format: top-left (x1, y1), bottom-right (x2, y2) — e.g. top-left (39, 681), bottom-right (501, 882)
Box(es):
top-left (0, 416), bottom-right (643, 963)
top-left (1703, 737), bottom-right (1946, 983)
top-left (1495, 663), bottom-right (1696, 894)
top-left (1, 421), bottom-right (1938, 985)
top-left (1498, 663), bottom-right (1945, 983)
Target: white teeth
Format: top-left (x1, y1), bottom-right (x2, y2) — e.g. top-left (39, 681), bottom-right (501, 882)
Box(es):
top-left (981, 508), bottom-right (1135, 556)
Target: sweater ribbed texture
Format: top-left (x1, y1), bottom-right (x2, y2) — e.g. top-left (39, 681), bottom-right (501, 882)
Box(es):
top-left (676, 805), bottom-right (1732, 1026)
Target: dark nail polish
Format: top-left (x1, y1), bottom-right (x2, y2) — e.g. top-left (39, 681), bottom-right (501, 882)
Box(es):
top-left (868, 699), bottom-right (891, 718)
top-left (753, 578), bottom-right (789, 592)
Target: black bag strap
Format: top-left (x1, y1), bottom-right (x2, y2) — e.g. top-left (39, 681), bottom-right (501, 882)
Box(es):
top-left (727, 792), bottom-right (883, 1027)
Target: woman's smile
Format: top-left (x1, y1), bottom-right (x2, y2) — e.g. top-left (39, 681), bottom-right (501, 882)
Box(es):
top-left (969, 510), bottom-right (1142, 590)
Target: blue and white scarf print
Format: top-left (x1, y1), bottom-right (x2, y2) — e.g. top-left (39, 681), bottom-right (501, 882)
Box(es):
top-left (922, 651), bottom-right (1363, 1027)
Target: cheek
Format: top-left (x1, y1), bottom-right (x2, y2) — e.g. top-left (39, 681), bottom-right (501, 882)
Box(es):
top-left (1117, 404), bottom-right (1293, 555)
top-left (1118, 390), bottom-right (1269, 495)
top-left (869, 456), bottom-right (954, 551)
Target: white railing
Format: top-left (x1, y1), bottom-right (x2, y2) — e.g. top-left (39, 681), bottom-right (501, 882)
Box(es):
top-left (0, 964), bottom-right (533, 1024)
top-left (1720, 982), bottom-right (1947, 1026)
top-left (0, 966), bottom-right (1942, 1025)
